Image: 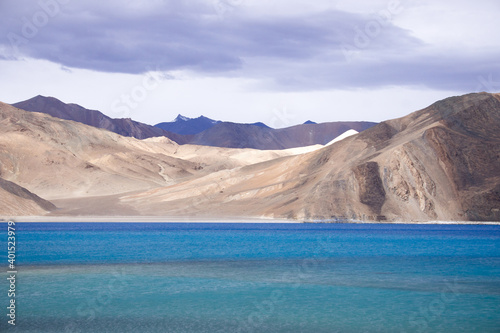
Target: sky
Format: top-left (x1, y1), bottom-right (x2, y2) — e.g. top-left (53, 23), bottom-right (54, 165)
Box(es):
top-left (0, 0), bottom-right (499, 128)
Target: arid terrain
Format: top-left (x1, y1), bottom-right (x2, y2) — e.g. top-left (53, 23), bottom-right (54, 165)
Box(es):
top-left (1, 93), bottom-right (499, 221)
top-left (15, 95), bottom-right (376, 149)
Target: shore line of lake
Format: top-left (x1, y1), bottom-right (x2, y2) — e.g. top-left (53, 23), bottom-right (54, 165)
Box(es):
top-left (1, 216), bottom-right (500, 224)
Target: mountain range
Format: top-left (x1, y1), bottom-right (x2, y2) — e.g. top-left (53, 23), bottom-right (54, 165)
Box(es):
top-left (0, 100), bottom-right (297, 215)
top-left (155, 114), bottom-right (271, 135)
top-left (118, 93), bottom-right (500, 221)
top-left (13, 96), bottom-right (188, 143)
top-left (155, 115), bottom-right (221, 135)
top-left (14, 95), bottom-right (376, 150)
top-left (1, 92), bottom-right (499, 221)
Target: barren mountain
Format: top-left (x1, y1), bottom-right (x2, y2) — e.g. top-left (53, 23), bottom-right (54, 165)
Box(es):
top-left (13, 95), bottom-right (187, 143)
top-left (119, 93), bottom-right (500, 222)
top-left (155, 114), bottom-right (221, 135)
top-left (0, 102), bottom-right (293, 215)
top-left (15, 95), bottom-right (376, 150)
top-left (2, 93), bottom-right (499, 222)
top-left (189, 121), bottom-right (376, 149)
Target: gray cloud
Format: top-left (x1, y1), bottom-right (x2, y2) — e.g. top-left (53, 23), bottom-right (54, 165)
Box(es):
top-left (264, 52), bottom-right (500, 92)
top-left (1, 0), bottom-right (498, 92)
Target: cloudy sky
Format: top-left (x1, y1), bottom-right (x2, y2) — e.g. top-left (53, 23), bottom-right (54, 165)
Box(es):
top-left (1, 0), bottom-right (499, 127)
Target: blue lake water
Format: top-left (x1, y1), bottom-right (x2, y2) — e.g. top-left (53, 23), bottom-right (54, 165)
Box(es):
top-left (1, 222), bottom-right (500, 332)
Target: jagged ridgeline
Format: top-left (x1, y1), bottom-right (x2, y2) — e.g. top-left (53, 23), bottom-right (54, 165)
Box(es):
top-left (13, 95), bottom-right (376, 150)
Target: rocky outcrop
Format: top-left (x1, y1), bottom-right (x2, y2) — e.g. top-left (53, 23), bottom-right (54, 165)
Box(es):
top-left (353, 162), bottom-right (386, 215)
top-left (384, 145), bottom-right (437, 219)
top-left (299, 93), bottom-right (500, 222)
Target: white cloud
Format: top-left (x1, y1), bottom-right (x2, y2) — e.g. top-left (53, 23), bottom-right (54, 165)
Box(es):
top-left (395, 0), bottom-right (500, 50)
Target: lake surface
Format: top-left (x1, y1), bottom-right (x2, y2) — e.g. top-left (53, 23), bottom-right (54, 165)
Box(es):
top-left (1, 222), bottom-right (500, 332)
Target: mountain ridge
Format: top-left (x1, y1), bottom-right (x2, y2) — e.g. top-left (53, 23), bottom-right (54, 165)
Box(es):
top-left (0, 100), bottom-right (300, 211)
top-left (118, 92), bottom-right (500, 221)
top-left (13, 95), bottom-right (188, 143)
top-left (3, 92), bottom-right (499, 221)
top-left (156, 114), bottom-right (221, 135)
top-left (13, 95), bottom-right (377, 150)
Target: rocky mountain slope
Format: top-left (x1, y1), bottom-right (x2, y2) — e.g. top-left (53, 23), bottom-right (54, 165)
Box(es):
top-left (0, 102), bottom-right (296, 215)
top-left (0, 177), bottom-right (56, 215)
top-left (119, 93), bottom-right (500, 221)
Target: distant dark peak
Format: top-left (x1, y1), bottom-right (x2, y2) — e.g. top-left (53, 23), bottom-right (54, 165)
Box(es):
top-left (156, 114), bottom-right (220, 135)
top-left (198, 115), bottom-right (217, 121)
top-left (304, 120), bottom-right (317, 125)
top-left (33, 95), bottom-right (59, 102)
top-left (174, 114), bottom-right (191, 122)
top-left (249, 122), bottom-right (271, 128)
top-left (33, 94), bottom-right (50, 99)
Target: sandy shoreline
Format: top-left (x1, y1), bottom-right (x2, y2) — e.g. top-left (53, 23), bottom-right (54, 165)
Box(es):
top-left (1, 216), bottom-right (499, 224)
top-left (0, 216), bottom-right (297, 223)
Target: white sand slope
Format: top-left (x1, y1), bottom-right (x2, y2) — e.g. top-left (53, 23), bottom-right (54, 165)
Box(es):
top-left (325, 129), bottom-right (359, 146)
top-left (282, 129), bottom-right (360, 155)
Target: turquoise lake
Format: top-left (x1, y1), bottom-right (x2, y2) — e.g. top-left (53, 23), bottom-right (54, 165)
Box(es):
top-left (1, 222), bottom-right (500, 332)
